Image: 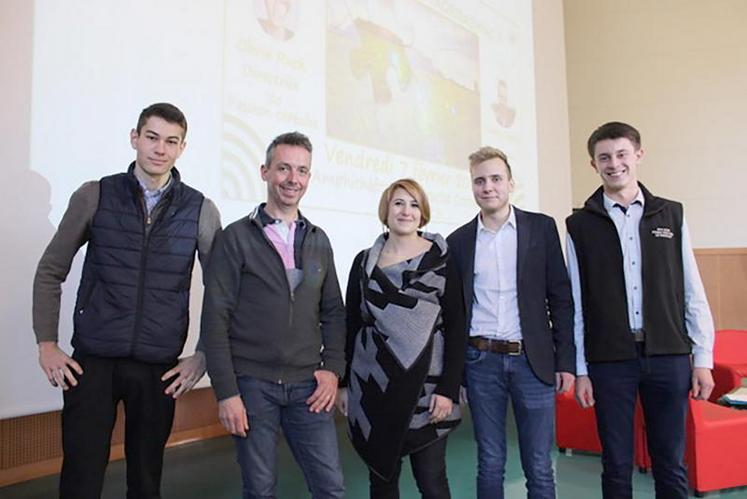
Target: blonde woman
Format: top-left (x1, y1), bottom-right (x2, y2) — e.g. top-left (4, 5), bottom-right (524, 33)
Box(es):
top-left (338, 179), bottom-right (465, 498)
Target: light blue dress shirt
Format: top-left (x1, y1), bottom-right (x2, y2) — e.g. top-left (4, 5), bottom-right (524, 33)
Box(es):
top-left (566, 190), bottom-right (714, 376)
top-left (470, 206), bottom-right (522, 341)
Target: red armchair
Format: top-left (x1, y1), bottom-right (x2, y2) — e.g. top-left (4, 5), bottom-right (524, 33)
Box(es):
top-left (686, 398), bottom-right (747, 496)
top-left (555, 381), bottom-right (602, 454)
top-left (562, 330), bottom-right (747, 490)
top-left (711, 329), bottom-right (747, 402)
top-left (633, 401), bottom-right (652, 472)
top-left (556, 381), bottom-right (652, 472)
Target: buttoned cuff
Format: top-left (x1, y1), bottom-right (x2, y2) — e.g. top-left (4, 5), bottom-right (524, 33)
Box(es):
top-left (692, 350), bottom-right (713, 370)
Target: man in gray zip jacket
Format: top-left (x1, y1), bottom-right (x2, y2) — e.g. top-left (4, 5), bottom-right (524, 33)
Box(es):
top-left (201, 131), bottom-right (346, 498)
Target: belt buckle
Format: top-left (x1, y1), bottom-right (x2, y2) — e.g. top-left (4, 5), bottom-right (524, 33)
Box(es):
top-left (508, 341), bottom-right (522, 356)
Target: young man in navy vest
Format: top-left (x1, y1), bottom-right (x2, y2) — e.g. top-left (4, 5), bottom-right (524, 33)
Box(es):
top-left (566, 121), bottom-right (715, 498)
top-left (447, 146), bottom-right (575, 498)
top-left (33, 103), bottom-right (221, 498)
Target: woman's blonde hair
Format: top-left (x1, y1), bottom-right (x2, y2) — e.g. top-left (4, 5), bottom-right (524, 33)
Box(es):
top-left (378, 178), bottom-right (431, 228)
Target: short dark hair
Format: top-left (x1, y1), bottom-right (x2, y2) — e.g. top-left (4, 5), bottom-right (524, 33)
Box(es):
top-left (136, 103), bottom-right (188, 139)
top-left (265, 131), bottom-right (313, 166)
top-left (468, 146), bottom-right (512, 179)
top-left (587, 121), bottom-right (641, 158)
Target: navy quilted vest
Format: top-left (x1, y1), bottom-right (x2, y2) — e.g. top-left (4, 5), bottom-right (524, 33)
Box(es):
top-left (72, 168), bottom-right (203, 363)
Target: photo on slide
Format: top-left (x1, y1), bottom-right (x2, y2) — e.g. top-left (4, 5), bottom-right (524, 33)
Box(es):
top-left (326, 0), bottom-right (480, 168)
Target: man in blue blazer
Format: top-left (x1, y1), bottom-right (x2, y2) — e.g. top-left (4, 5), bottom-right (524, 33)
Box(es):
top-left (447, 146), bottom-right (575, 499)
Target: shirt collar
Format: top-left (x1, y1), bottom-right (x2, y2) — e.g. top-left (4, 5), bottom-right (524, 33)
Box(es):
top-left (136, 173), bottom-right (172, 196)
top-left (602, 189), bottom-right (645, 213)
top-left (477, 205), bottom-right (516, 234)
top-left (258, 202), bottom-right (307, 228)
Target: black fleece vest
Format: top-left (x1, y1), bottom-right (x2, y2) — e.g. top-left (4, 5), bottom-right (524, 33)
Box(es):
top-left (72, 168), bottom-right (203, 363)
top-left (566, 185), bottom-right (691, 363)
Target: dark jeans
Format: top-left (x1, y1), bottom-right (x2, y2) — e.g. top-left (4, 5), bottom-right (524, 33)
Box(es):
top-left (233, 375), bottom-right (345, 499)
top-left (60, 353), bottom-right (176, 499)
top-left (369, 437), bottom-right (450, 499)
top-left (589, 348), bottom-right (691, 499)
top-left (464, 346), bottom-right (556, 499)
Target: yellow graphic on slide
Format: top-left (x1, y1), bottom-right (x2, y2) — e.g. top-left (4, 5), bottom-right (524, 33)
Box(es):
top-left (326, 0), bottom-right (481, 168)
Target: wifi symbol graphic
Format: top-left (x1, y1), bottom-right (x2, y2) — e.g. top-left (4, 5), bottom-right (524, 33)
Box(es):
top-left (221, 113), bottom-right (265, 201)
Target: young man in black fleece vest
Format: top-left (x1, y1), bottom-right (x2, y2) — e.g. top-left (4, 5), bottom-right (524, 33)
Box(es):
top-left (566, 121), bottom-right (714, 499)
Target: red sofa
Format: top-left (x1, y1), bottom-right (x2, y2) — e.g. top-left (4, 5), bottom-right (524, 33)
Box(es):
top-left (555, 381), bottom-right (602, 454)
top-left (686, 398), bottom-right (747, 496)
top-left (555, 380), bottom-right (649, 472)
top-left (711, 329), bottom-right (747, 402)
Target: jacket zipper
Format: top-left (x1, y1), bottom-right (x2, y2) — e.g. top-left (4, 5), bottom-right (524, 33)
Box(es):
top-left (130, 193), bottom-right (168, 356)
top-left (256, 220), bottom-right (298, 383)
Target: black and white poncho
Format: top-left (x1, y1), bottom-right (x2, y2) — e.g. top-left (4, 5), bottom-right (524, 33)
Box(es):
top-left (344, 232), bottom-right (465, 480)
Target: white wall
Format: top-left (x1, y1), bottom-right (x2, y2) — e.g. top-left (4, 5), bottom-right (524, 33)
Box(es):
top-left (565, 0), bottom-right (747, 248)
top-left (533, 0), bottom-right (572, 228)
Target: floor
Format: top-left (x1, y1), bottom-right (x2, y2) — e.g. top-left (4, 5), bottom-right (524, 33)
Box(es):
top-left (3, 409), bottom-right (744, 498)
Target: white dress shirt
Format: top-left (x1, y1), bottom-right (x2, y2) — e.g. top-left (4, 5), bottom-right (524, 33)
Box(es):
top-left (566, 191), bottom-right (714, 376)
top-left (470, 206), bottom-right (522, 341)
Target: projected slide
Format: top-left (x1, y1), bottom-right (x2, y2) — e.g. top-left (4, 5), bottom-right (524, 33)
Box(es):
top-left (221, 0), bottom-right (536, 222)
top-left (14, 0), bottom-right (538, 418)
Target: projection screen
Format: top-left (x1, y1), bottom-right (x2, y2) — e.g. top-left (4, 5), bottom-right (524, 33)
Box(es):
top-left (2, 0), bottom-right (537, 418)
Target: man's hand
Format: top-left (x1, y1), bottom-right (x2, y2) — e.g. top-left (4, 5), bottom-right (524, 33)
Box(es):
top-left (162, 351), bottom-right (206, 399)
top-left (429, 394), bottom-right (453, 424)
top-left (575, 375), bottom-right (595, 408)
top-left (218, 395), bottom-right (249, 437)
top-left (691, 367), bottom-right (715, 401)
top-left (556, 371), bottom-right (575, 393)
top-left (335, 387), bottom-right (348, 417)
top-left (38, 341), bottom-right (83, 390)
top-left (306, 370), bottom-right (338, 413)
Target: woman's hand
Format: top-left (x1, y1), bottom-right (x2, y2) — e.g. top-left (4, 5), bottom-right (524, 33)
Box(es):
top-left (335, 387), bottom-right (349, 416)
top-left (429, 393), bottom-right (453, 423)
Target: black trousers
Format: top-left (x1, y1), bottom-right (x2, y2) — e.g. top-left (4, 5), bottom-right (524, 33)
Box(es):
top-left (59, 353), bottom-right (176, 499)
top-left (589, 347), bottom-right (691, 499)
top-left (369, 436), bottom-right (450, 499)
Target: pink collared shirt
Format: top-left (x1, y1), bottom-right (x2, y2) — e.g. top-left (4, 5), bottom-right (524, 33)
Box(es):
top-left (264, 220), bottom-right (297, 270)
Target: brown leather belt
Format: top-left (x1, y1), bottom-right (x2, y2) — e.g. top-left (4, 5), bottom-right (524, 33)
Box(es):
top-left (632, 329), bottom-right (645, 343)
top-left (468, 336), bottom-right (522, 355)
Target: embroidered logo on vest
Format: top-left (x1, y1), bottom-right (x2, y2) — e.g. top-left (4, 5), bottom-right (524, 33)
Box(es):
top-left (651, 227), bottom-right (674, 239)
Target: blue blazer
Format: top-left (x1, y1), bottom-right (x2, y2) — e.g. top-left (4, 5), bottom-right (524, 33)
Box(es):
top-left (446, 207), bottom-right (575, 385)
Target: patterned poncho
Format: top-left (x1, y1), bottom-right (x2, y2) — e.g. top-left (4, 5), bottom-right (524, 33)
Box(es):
top-left (346, 232), bottom-right (461, 480)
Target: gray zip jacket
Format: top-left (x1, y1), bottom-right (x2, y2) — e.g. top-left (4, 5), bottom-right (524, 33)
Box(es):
top-left (201, 205), bottom-right (346, 401)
